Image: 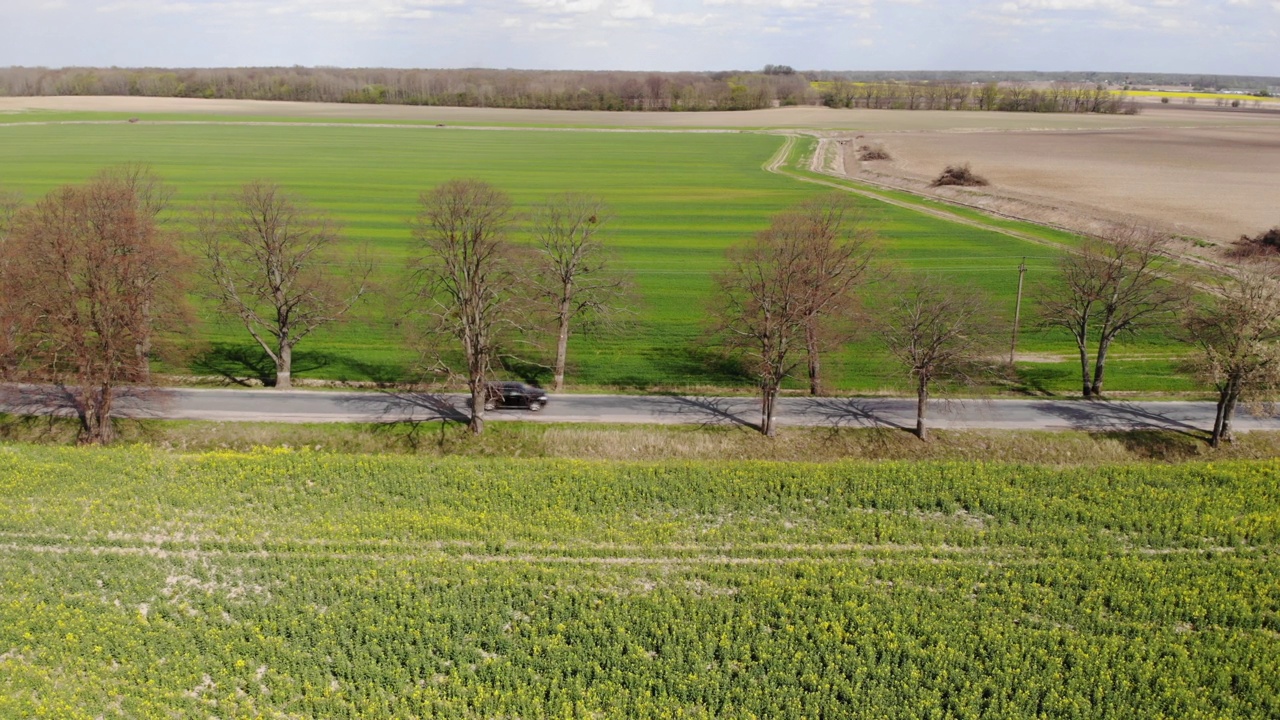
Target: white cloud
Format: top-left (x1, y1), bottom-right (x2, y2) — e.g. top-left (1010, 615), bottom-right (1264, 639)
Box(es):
top-left (655, 11), bottom-right (713, 25)
top-left (521, 0), bottom-right (604, 13)
top-left (612, 0), bottom-right (654, 18)
top-left (4, 0), bottom-right (1278, 73)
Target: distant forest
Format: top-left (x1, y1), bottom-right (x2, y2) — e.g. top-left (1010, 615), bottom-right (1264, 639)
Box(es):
top-left (809, 69), bottom-right (1280, 92)
top-left (2, 66), bottom-right (1276, 113)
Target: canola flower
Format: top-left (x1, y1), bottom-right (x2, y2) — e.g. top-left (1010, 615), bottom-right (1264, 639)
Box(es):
top-left (0, 446), bottom-right (1276, 718)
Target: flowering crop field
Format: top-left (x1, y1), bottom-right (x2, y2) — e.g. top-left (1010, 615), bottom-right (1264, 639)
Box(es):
top-left (1, 446), bottom-right (1277, 718)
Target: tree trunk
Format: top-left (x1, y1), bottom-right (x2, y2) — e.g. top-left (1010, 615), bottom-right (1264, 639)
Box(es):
top-left (1075, 315), bottom-right (1093, 398)
top-left (79, 383), bottom-right (115, 445)
top-left (1090, 335), bottom-right (1113, 398)
top-left (1210, 389), bottom-right (1229, 448)
top-left (805, 320), bottom-right (821, 395)
top-left (135, 297), bottom-right (152, 382)
top-left (760, 384), bottom-right (777, 437)
top-left (915, 373), bottom-right (929, 442)
top-left (553, 298), bottom-right (571, 392)
top-left (468, 376), bottom-right (485, 435)
top-left (1077, 339), bottom-right (1093, 399)
top-left (275, 342), bottom-right (292, 389)
top-left (1219, 385), bottom-right (1239, 447)
top-left (1210, 378), bottom-right (1242, 448)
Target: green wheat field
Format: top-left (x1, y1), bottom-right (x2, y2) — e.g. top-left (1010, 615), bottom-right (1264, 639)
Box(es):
top-left (0, 114), bottom-right (1190, 392)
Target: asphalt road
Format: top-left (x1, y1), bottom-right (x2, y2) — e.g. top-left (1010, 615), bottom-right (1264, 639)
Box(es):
top-left (3, 385), bottom-right (1275, 434)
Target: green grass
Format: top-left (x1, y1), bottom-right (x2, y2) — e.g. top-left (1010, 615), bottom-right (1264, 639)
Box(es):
top-left (1, 446), bottom-right (1277, 718)
top-left (0, 116), bottom-right (1191, 393)
top-left (9, 413), bottom-right (1280, 464)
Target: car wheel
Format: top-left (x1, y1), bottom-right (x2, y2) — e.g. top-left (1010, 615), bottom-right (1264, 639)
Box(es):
top-left (527, 401), bottom-right (542, 412)
top-left (483, 399), bottom-right (496, 411)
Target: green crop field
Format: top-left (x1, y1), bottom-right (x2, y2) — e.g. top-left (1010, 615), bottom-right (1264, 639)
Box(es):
top-left (0, 446), bottom-right (1277, 718)
top-left (0, 114), bottom-right (1192, 393)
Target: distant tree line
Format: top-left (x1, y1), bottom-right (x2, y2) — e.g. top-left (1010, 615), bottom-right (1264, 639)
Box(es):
top-left (0, 67), bottom-right (816, 111)
top-left (819, 81), bottom-right (1136, 114)
top-left (16, 66), bottom-right (1253, 114)
top-left (808, 70), bottom-right (1280, 94)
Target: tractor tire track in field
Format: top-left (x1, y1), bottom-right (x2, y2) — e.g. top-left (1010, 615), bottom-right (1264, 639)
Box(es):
top-left (0, 530), bottom-right (1250, 567)
top-left (0, 539), bottom-right (984, 567)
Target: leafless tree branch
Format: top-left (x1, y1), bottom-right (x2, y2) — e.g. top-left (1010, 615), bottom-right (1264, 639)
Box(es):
top-left (193, 181), bottom-right (370, 389)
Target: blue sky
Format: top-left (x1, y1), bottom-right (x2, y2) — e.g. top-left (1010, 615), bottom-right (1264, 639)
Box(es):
top-left (3, 0), bottom-right (1278, 74)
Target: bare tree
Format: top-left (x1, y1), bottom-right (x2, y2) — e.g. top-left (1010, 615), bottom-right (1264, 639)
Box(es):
top-left (96, 163), bottom-right (174, 380)
top-left (1184, 268), bottom-right (1280, 448)
top-left (790, 193), bottom-right (875, 395)
top-left (195, 181), bottom-right (369, 389)
top-left (528, 193), bottom-right (631, 391)
top-left (875, 276), bottom-right (994, 441)
top-left (97, 162), bottom-right (174, 221)
top-left (711, 217), bottom-right (812, 437)
top-left (409, 179), bottom-right (523, 435)
top-left (1039, 225), bottom-right (1188, 398)
top-left (1, 176), bottom-right (191, 443)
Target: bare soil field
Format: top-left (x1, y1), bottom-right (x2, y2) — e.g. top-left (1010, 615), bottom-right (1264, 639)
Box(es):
top-left (2, 95), bottom-right (1275, 132)
top-left (842, 110), bottom-right (1280, 245)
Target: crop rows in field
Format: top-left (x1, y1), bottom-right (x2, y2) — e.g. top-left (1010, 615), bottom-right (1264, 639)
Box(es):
top-left (0, 447), bottom-right (1277, 718)
top-left (0, 117), bottom-right (1192, 393)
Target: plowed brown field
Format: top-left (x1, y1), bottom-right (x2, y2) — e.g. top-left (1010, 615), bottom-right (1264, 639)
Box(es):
top-left (842, 110), bottom-right (1280, 245)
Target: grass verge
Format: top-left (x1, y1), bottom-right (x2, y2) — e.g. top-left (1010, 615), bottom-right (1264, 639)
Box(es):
top-left (3, 413), bottom-right (1276, 464)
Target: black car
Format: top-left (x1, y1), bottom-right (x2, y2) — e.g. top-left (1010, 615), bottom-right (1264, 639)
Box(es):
top-left (483, 382), bottom-right (549, 412)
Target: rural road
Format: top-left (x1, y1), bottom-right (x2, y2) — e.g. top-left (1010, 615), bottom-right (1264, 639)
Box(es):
top-left (3, 385), bottom-right (1276, 434)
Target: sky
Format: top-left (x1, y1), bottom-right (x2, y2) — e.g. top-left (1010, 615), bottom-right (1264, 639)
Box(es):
top-left (3, 0), bottom-right (1278, 75)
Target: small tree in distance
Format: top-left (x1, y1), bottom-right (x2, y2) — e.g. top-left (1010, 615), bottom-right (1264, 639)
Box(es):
top-left (1184, 268), bottom-right (1280, 448)
top-left (195, 181), bottom-right (370, 390)
top-left (409, 179), bottom-right (524, 435)
top-left (528, 193), bottom-right (632, 392)
top-left (876, 276), bottom-right (994, 441)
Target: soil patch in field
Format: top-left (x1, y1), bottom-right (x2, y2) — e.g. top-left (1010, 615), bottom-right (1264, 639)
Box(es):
top-left (844, 121), bottom-right (1280, 245)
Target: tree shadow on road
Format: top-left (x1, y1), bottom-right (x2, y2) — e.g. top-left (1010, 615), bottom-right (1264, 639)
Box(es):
top-left (333, 389), bottom-right (471, 451)
top-left (1029, 399), bottom-right (1205, 438)
top-left (334, 389), bottom-right (469, 424)
top-left (652, 394), bottom-right (760, 431)
top-left (804, 397), bottom-right (908, 431)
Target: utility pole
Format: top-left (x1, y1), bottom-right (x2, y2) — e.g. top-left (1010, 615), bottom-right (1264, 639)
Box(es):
top-left (1010, 257), bottom-right (1027, 364)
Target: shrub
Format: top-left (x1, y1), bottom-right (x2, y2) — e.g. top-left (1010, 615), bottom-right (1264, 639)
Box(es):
top-left (1227, 226), bottom-right (1280, 259)
top-left (858, 143), bottom-right (891, 161)
top-left (930, 163), bottom-right (989, 187)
